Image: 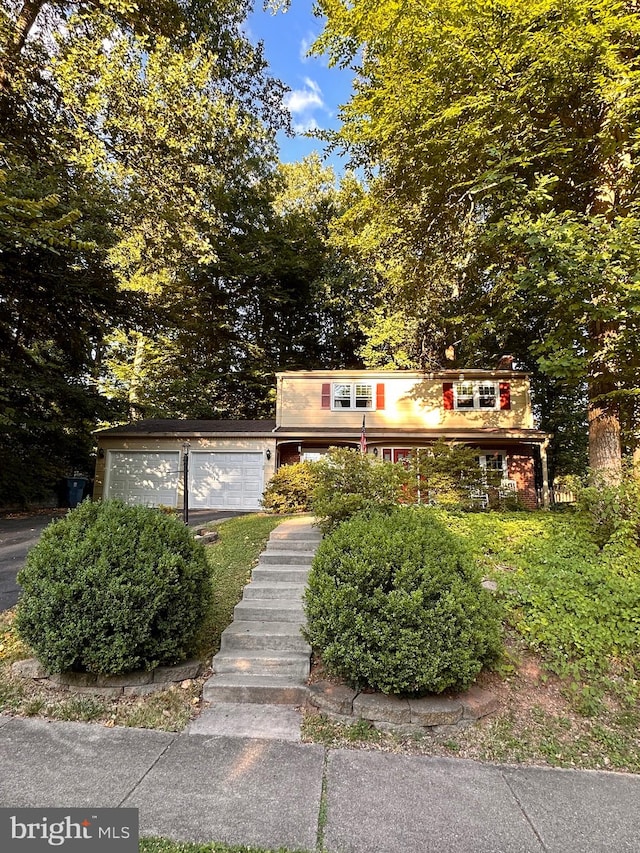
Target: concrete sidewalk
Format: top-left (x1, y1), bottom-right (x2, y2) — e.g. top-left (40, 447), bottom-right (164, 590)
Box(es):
top-left (1, 717), bottom-right (639, 852)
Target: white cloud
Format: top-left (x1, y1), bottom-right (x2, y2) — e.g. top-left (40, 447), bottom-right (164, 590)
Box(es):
top-left (293, 117), bottom-right (320, 134)
top-left (284, 78), bottom-right (324, 114)
top-left (299, 32), bottom-right (316, 63)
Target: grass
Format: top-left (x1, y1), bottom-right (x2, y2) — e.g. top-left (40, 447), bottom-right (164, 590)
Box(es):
top-left (301, 507), bottom-right (640, 773)
top-left (3, 506), bottom-right (639, 773)
top-left (140, 839), bottom-right (300, 853)
top-left (0, 512), bottom-right (288, 730)
top-left (194, 513), bottom-right (291, 660)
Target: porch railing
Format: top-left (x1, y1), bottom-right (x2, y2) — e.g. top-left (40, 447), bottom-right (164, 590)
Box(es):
top-left (537, 485), bottom-right (577, 506)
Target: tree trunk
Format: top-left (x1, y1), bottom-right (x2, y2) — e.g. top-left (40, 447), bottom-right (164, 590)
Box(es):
top-left (588, 385), bottom-right (622, 483)
top-left (0, 0), bottom-right (47, 91)
top-left (128, 332), bottom-right (146, 420)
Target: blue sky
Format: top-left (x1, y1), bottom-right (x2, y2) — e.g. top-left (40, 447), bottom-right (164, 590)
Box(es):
top-left (246, 2), bottom-right (355, 172)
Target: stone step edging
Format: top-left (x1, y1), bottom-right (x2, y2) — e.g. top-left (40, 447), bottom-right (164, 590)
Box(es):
top-left (307, 680), bottom-right (499, 735)
top-left (10, 657), bottom-right (205, 698)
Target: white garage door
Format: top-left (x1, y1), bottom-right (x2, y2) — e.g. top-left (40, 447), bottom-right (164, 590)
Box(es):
top-left (107, 451), bottom-right (180, 507)
top-left (190, 452), bottom-right (264, 510)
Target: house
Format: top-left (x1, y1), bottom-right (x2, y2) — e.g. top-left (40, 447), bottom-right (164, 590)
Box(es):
top-left (93, 368), bottom-right (551, 510)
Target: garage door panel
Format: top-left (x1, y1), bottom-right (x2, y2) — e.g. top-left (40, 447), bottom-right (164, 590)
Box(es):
top-left (107, 452), bottom-right (179, 507)
top-left (190, 452), bottom-right (264, 510)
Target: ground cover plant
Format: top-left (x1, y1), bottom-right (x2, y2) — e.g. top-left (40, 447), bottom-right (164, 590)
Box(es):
top-left (304, 506), bottom-right (640, 772)
top-left (304, 507), bottom-right (502, 694)
top-left (0, 512), bottom-right (284, 730)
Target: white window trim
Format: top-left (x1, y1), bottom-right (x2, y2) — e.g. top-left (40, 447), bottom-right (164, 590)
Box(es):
top-left (331, 382), bottom-right (375, 411)
top-left (477, 452), bottom-right (508, 477)
top-left (454, 381), bottom-right (500, 411)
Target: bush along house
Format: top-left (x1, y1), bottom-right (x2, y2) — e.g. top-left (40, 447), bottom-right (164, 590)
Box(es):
top-left (93, 368), bottom-right (551, 512)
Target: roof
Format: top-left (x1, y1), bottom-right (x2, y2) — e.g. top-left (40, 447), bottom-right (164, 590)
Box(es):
top-left (275, 369), bottom-right (528, 380)
top-left (274, 426), bottom-right (551, 443)
top-left (95, 419), bottom-right (276, 437)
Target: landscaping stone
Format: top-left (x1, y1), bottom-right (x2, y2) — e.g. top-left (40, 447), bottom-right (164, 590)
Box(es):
top-left (11, 657), bottom-right (205, 697)
top-left (308, 681), bottom-right (358, 716)
top-left (194, 531), bottom-right (218, 544)
top-left (455, 685), bottom-right (501, 720)
top-left (96, 671), bottom-right (153, 688)
top-left (303, 679), bottom-right (499, 733)
top-left (408, 696), bottom-right (463, 727)
top-left (353, 693), bottom-right (411, 724)
top-left (153, 660), bottom-right (200, 683)
top-left (50, 671), bottom-right (98, 688)
top-left (11, 658), bottom-right (48, 679)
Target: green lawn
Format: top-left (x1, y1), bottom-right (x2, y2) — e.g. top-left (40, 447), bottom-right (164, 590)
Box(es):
top-left (302, 507), bottom-right (640, 773)
top-left (194, 513), bottom-right (291, 660)
top-left (2, 507), bottom-right (638, 771)
top-left (0, 512), bottom-right (288, 729)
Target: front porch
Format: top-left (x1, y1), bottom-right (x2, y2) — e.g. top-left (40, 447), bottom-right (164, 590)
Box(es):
top-left (273, 427), bottom-right (551, 508)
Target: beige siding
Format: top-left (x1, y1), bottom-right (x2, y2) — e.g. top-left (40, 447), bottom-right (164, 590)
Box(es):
top-left (94, 436), bottom-right (276, 504)
top-left (276, 372), bottom-right (533, 430)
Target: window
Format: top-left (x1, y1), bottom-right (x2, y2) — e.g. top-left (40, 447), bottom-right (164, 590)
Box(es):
top-left (477, 453), bottom-right (508, 477)
top-left (332, 382), bottom-right (373, 410)
top-left (454, 381), bottom-right (498, 410)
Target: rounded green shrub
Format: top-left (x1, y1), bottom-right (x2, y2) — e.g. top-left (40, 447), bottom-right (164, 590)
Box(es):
top-left (261, 461), bottom-right (319, 513)
top-left (15, 500), bottom-right (210, 675)
top-left (303, 507), bottom-right (502, 695)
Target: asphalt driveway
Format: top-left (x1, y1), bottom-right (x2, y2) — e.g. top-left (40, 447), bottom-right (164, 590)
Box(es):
top-left (0, 513), bottom-right (61, 611)
top-left (0, 509), bottom-right (247, 612)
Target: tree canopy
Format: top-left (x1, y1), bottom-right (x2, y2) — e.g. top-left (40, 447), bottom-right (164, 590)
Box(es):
top-left (316, 0), bottom-right (640, 478)
top-left (0, 0), bottom-right (288, 503)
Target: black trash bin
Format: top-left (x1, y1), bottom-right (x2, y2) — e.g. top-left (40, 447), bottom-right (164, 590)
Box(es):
top-left (66, 477), bottom-right (88, 508)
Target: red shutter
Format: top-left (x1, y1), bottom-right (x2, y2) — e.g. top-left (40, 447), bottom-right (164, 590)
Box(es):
top-left (376, 383), bottom-right (385, 410)
top-left (443, 382), bottom-right (454, 410)
top-left (499, 382), bottom-right (511, 410)
top-left (321, 383), bottom-right (331, 409)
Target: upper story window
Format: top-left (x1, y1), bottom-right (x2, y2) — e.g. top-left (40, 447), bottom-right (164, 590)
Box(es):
top-left (333, 382), bottom-right (373, 409)
top-left (322, 381), bottom-right (385, 411)
top-left (454, 381), bottom-right (498, 410)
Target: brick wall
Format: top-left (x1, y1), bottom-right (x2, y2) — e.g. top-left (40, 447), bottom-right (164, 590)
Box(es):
top-left (508, 453), bottom-right (537, 508)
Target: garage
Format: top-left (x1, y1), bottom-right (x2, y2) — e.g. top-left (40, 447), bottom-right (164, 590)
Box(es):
top-left (106, 450), bottom-right (180, 507)
top-left (189, 451), bottom-right (265, 510)
top-left (93, 419), bottom-right (276, 511)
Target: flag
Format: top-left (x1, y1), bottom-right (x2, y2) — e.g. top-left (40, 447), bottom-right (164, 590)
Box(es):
top-left (360, 415), bottom-right (367, 454)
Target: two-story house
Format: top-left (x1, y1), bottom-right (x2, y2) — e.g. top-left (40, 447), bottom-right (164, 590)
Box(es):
top-left (94, 369), bottom-right (551, 510)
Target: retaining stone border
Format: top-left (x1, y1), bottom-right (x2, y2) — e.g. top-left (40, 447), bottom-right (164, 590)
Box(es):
top-left (307, 680), bottom-right (500, 735)
top-left (11, 658), bottom-right (205, 698)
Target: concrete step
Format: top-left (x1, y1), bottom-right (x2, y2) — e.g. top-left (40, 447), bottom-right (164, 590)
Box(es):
top-left (242, 581), bottom-right (307, 601)
top-left (203, 673), bottom-right (309, 705)
top-left (234, 599), bottom-right (305, 623)
top-left (269, 524), bottom-right (321, 542)
top-left (260, 551), bottom-right (314, 566)
top-left (212, 650), bottom-right (310, 680)
top-left (265, 539), bottom-right (320, 553)
top-left (220, 620), bottom-right (311, 653)
top-left (251, 566), bottom-right (310, 584)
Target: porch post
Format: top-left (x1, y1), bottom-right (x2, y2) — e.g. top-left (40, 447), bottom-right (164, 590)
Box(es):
top-left (540, 439), bottom-right (550, 508)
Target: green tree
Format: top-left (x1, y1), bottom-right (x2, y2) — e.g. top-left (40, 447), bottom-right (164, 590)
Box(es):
top-left (316, 0), bottom-right (640, 480)
top-left (0, 0), bottom-right (286, 502)
top-left (102, 155), bottom-right (375, 421)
